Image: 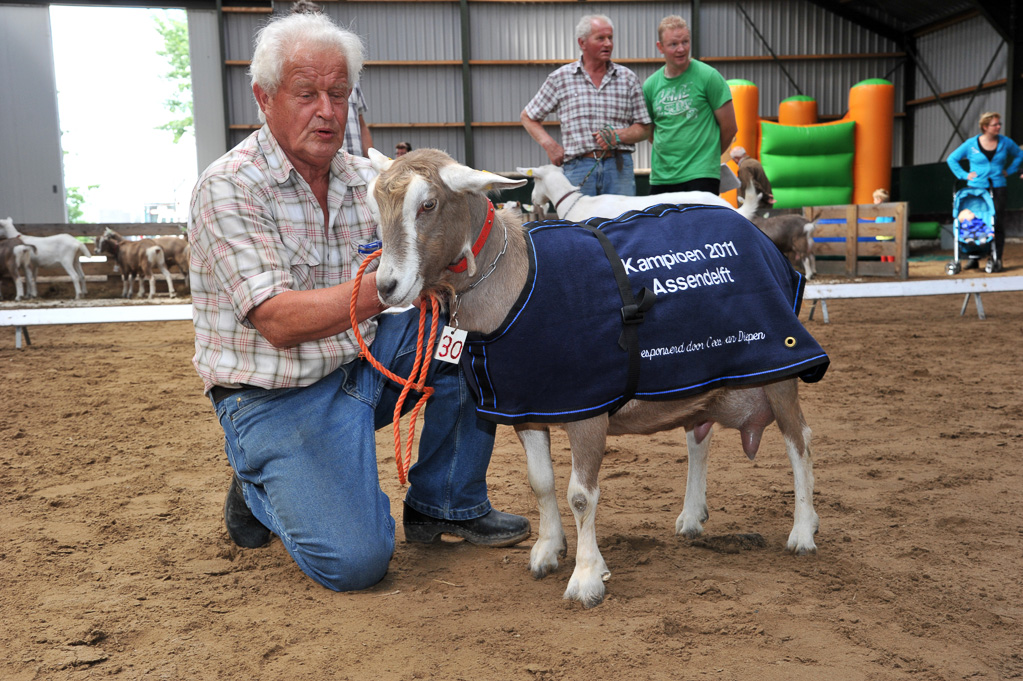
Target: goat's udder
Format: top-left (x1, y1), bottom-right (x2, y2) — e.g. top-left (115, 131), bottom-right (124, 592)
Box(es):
top-left (692, 421), bottom-right (714, 444)
top-left (739, 426), bottom-right (765, 461)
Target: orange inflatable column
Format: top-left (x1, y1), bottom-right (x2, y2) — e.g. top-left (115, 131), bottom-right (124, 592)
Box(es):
top-left (725, 79), bottom-right (760, 206)
top-left (778, 95), bottom-right (818, 125)
top-left (848, 79), bottom-right (894, 205)
top-left (727, 79), bottom-right (760, 156)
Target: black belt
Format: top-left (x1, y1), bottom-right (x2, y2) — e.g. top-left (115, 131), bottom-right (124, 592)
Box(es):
top-left (210, 384), bottom-right (257, 404)
top-left (575, 149), bottom-right (627, 160)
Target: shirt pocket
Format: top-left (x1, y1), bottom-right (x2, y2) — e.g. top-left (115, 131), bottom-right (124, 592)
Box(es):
top-left (280, 234), bottom-right (322, 290)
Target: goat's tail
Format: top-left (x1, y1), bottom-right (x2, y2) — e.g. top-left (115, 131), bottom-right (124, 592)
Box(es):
top-left (736, 184), bottom-right (760, 220)
top-left (14, 245), bottom-right (35, 270)
top-left (146, 246), bottom-right (167, 269)
top-left (76, 240), bottom-right (92, 258)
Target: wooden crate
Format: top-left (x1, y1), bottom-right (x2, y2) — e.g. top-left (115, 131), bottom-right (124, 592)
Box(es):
top-left (803, 202), bottom-right (908, 280)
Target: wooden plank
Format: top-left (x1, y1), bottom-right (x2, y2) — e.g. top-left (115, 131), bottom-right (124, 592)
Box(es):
top-left (844, 204), bottom-right (858, 277)
top-left (13, 223), bottom-right (186, 238)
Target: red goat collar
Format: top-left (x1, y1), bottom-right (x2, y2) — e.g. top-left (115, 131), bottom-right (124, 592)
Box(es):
top-left (553, 189), bottom-right (577, 210)
top-left (447, 198), bottom-right (495, 273)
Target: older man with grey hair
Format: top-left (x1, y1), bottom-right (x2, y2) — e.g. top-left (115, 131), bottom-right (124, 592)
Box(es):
top-left (188, 9), bottom-right (529, 592)
top-left (521, 14), bottom-right (651, 196)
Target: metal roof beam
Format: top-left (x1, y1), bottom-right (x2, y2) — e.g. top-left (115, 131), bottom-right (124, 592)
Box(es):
top-left (801, 0), bottom-right (904, 43)
top-left (973, 0), bottom-right (1013, 43)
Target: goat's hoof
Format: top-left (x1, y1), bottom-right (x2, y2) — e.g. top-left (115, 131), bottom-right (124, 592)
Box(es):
top-left (529, 546), bottom-right (562, 579)
top-left (675, 510), bottom-right (707, 538)
top-left (788, 544), bottom-right (818, 556)
top-left (786, 530), bottom-right (819, 556)
top-left (530, 562), bottom-right (557, 580)
top-left (564, 579), bottom-right (606, 609)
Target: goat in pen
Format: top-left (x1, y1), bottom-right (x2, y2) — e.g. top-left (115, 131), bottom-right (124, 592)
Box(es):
top-left (0, 217), bottom-right (91, 299)
top-left (94, 228), bottom-right (176, 299)
top-left (367, 149), bottom-right (829, 608)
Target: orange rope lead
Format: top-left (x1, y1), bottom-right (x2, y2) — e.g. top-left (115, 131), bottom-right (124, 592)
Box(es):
top-left (349, 250), bottom-right (440, 485)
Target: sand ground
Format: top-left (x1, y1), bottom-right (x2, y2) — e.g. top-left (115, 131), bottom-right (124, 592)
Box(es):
top-left (1, 245), bottom-right (1021, 680)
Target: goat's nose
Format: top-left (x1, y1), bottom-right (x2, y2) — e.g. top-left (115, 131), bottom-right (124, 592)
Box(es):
top-left (378, 276), bottom-right (397, 301)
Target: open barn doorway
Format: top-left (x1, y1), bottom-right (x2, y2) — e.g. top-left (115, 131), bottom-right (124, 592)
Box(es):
top-left (50, 5), bottom-right (198, 224)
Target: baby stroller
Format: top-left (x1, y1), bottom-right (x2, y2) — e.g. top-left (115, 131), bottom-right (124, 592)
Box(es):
top-left (946, 185), bottom-right (998, 275)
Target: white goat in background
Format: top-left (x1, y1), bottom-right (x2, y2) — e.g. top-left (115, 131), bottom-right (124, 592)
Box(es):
top-left (0, 217), bottom-right (92, 299)
top-left (517, 164), bottom-right (732, 223)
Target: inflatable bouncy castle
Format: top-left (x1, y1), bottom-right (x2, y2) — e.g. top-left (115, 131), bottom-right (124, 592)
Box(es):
top-left (725, 79), bottom-right (895, 209)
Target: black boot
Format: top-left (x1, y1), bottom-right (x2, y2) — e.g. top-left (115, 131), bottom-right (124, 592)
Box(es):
top-left (403, 503), bottom-right (531, 547)
top-left (224, 475), bottom-right (272, 548)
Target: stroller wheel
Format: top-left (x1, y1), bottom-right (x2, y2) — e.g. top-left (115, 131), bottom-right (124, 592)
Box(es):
top-left (946, 261), bottom-right (961, 276)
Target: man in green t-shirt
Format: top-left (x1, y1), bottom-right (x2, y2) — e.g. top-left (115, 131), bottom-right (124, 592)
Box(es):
top-left (643, 15), bottom-right (737, 194)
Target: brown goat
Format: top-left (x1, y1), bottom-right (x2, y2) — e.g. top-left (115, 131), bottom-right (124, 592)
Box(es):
top-left (94, 228), bottom-right (176, 299)
top-left (0, 237), bottom-right (36, 301)
top-left (368, 149), bottom-right (823, 608)
top-left (152, 236), bottom-right (190, 290)
top-left (738, 185), bottom-right (817, 279)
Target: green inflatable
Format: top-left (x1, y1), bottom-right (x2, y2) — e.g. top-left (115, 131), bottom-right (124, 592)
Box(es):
top-left (760, 120), bottom-right (855, 209)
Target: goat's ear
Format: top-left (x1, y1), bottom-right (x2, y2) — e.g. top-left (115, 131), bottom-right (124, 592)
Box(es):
top-left (440, 164), bottom-right (527, 194)
top-left (515, 167), bottom-right (537, 178)
top-left (368, 148), bottom-right (393, 173)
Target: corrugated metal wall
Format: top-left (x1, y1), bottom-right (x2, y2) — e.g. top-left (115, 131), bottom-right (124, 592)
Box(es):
top-left (0, 5), bottom-right (67, 223)
top-left (1, 0), bottom-right (1008, 222)
top-left (912, 15), bottom-right (1007, 164)
top-left (217, 0), bottom-right (912, 173)
top-left (188, 9), bottom-right (227, 173)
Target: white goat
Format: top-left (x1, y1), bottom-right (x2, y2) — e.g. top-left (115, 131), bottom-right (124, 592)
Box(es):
top-left (94, 228), bottom-right (175, 299)
top-left (0, 237), bottom-right (36, 301)
top-left (736, 186), bottom-right (817, 279)
top-left (0, 217), bottom-right (91, 299)
top-left (516, 164), bottom-right (732, 223)
top-left (368, 149), bottom-right (823, 608)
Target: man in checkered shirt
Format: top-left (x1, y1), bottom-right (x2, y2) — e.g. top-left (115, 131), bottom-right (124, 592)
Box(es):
top-left (521, 14), bottom-right (651, 196)
top-left (188, 11), bottom-right (529, 592)
top-left (343, 82), bottom-right (372, 156)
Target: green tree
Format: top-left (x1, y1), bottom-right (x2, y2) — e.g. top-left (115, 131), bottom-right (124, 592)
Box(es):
top-left (155, 12), bottom-right (193, 143)
top-left (66, 184), bottom-right (99, 223)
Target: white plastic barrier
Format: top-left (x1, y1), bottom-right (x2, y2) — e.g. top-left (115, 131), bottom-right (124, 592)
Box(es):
top-left (0, 304), bottom-right (192, 349)
top-left (803, 275), bottom-right (1023, 322)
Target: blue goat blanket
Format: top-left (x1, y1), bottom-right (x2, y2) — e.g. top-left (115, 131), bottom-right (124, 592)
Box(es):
top-left (461, 203), bottom-right (829, 424)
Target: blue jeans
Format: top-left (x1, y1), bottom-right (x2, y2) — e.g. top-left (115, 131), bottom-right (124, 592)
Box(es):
top-left (564, 152), bottom-right (635, 196)
top-left (214, 308), bottom-right (496, 591)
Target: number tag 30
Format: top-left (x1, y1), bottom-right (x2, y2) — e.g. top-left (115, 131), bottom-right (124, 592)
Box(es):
top-left (434, 326), bottom-right (468, 364)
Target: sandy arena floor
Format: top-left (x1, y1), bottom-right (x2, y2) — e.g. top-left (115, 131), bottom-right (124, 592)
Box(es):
top-left (1, 246), bottom-right (1021, 680)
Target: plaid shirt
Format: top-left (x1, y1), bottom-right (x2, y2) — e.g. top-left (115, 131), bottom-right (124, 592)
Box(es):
top-left (343, 82), bottom-right (368, 156)
top-left (524, 59), bottom-right (651, 161)
top-left (189, 126), bottom-right (381, 394)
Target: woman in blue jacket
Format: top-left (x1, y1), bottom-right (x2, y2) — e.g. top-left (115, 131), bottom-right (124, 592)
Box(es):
top-left (947, 111), bottom-right (1023, 271)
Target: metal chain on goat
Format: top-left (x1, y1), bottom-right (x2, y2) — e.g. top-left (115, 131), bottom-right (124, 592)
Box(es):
top-left (349, 250), bottom-right (440, 485)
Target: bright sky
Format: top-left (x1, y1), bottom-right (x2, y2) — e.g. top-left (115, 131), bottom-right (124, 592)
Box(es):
top-left (49, 5), bottom-right (198, 223)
